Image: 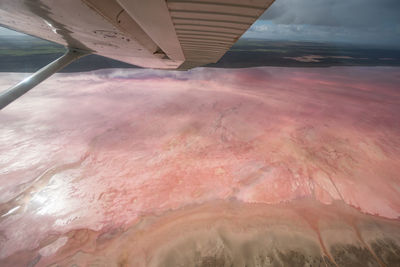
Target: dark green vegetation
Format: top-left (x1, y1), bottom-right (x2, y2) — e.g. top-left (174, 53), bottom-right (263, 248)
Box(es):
top-left (0, 36), bottom-right (399, 72)
top-left (0, 35), bottom-right (134, 72)
top-left (0, 36), bottom-right (64, 56)
top-left (163, 238), bottom-right (400, 267)
top-left (211, 39), bottom-right (400, 68)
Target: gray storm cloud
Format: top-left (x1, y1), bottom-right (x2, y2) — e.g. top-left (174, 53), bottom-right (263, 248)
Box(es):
top-left (262, 0), bottom-right (400, 28)
top-left (248, 0), bottom-right (400, 46)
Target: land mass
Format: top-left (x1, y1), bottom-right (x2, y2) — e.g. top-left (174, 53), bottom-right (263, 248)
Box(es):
top-left (0, 36), bottom-right (399, 72)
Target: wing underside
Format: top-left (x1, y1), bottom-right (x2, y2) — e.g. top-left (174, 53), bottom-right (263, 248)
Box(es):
top-left (0, 0), bottom-right (274, 70)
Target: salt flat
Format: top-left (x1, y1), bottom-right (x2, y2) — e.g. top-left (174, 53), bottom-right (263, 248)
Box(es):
top-left (0, 67), bottom-right (399, 266)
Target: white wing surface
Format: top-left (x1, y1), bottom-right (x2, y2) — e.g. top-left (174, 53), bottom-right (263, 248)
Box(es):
top-left (0, 0), bottom-right (274, 69)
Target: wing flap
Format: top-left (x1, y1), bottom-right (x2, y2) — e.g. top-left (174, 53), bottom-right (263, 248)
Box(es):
top-left (167, 0), bottom-right (274, 67)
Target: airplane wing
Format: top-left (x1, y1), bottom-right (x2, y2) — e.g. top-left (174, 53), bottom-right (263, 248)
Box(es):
top-left (0, 0), bottom-right (275, 109)
top-left (0, 0), bottom-right (274, 70)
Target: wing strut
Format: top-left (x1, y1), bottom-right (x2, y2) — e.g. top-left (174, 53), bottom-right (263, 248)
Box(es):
top-left (0, 48), bottom-right (89, 110)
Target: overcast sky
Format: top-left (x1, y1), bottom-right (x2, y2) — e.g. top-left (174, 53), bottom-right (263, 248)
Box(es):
top-left (0, 27), bottom-right (23, 36)
top-left (244, 0), bottom-right (400, 47)
top-left (1, 0), bottom-right (399, 47)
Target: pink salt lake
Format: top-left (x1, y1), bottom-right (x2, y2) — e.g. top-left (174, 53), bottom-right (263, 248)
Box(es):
top-left (0, 67), bottom-right (399, 266)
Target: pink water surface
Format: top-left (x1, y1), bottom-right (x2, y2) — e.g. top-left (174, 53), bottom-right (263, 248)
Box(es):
top-left (0, 67), bottom-right (399, 262)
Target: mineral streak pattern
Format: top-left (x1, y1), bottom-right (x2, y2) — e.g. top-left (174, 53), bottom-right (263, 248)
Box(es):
top-left (0, 67), bottom-right (399, 266)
